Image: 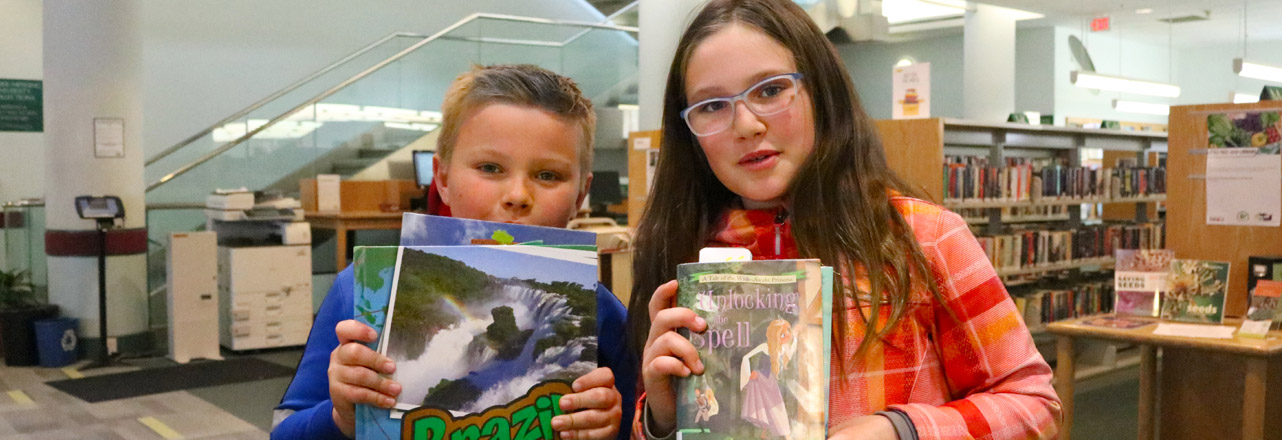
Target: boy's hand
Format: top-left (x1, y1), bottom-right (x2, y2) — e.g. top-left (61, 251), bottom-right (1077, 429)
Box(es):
top-left (552, 367), bottom-right (622, 439)
top-left (329, 319), bottom-right (402, 437)
top-left (641, 280), bottom-right (707, 436)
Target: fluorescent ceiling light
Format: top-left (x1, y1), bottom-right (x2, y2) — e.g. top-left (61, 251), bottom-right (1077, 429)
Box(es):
top-left (1234, 58), bottom-right (1282, 84)
top-left (883, 0), bottom-right (966, 24)
top-left (1071, 71), bottom-right (1181, 98)
top-left (1136, 8), bottom-right (1153, 14)
top-left (1112, 99), bottom-right (1169, 116)
top-left (1234, 93), bottom-right (1260, 104)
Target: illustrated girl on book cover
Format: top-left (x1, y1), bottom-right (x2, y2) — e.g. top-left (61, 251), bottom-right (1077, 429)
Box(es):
top-left (739, 319), bottom-right (796, 439)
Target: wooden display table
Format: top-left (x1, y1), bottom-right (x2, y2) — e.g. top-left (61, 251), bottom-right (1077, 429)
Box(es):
top-left (305, 211), bottom-right (403, 272)
top-left (1048, 316), bottom-right (1282, 440)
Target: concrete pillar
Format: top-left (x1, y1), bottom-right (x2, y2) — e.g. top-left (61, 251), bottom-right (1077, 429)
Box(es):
top-left (963, 3), bottom-right (1017, 121)
top-left (638, 0), bottom-right (705, 131)
top-left (43, 0), bottom-right (150, 355)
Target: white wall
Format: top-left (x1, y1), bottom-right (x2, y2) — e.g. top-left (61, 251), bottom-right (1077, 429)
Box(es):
top-left (0, 0), bottom-right (45, 204)
top-left (1177, 40), bottom-right (1282, 107)
top-left (1016, 27), bottom-right (1056, 116)
top-left (836, 32), bottom-right (966, 120)
top-left (838, 28), bottom-right (1056, 121)
top-left (1052, 27), bottom-right (1175, 125)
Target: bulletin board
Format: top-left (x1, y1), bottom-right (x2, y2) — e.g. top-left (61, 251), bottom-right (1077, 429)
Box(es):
top-left (1167, 101), bottom-right (1282, 317)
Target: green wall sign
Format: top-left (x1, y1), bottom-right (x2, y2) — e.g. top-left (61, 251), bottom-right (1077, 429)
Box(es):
top-left (0, 79), bottom-right (43, 132)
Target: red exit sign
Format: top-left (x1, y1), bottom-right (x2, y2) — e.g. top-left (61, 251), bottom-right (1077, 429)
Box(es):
top-left (1091, 17), bottom-right (1110, 32)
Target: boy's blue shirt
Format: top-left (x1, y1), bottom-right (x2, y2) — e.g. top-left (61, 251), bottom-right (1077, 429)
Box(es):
top-left (271, 264), bottom-right (637, 440)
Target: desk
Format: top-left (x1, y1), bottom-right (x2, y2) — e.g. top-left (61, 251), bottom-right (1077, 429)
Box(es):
top-left (1048, 316), bottom-right (1282, 440)
top-left (305, 211), bottom-right (403, 271)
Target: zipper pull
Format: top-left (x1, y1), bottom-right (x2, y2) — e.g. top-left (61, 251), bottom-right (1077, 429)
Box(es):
top-left (774, 207), bottom-right (788, 256)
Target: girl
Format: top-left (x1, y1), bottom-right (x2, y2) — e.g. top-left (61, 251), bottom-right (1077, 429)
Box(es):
top-left (625, 1), bottom-right (1062, 439)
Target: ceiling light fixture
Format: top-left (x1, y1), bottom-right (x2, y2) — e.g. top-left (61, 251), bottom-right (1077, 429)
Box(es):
top-left (1072, 71), bottom-right (1181, 97)
top-left (1233, 93), bottom-right (1260, 104)
top-left (1112, 99), bottom-right (1170, 116)
top-left (1234, 58), bottom-right (1282, 84)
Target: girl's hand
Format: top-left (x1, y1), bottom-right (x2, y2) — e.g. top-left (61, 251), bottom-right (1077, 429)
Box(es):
top-left (329, 319), bottom-right (402, 437)
top-left (828, 415), bottom-right (898, 440)
top-left (552, 367), bottom-right (622, 440)
top-left (641, 280), bottom-right (708, 435)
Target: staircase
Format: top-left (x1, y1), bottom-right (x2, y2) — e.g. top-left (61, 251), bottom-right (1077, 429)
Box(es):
top-left (140, 10), bottom-right (639, 327)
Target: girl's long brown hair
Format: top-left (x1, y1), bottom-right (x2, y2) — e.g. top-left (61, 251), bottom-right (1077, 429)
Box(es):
top-left (625, 0), bottom-right (946, 365)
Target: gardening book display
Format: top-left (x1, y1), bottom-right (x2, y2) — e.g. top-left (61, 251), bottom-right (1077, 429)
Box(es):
top-left (1159, 260), bottom-right (1231, 324)
top-left (673, 259), bottom-right (831, 440)
top-left (1113, 249), bottom-right (1175, 318)
top-left (1247, 256), bottom-right (1282, 326)
top-left (354, 215), bottom-right (598, 440)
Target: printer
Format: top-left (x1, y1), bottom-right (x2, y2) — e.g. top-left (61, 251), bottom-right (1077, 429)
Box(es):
top-left (205, 189), bottom-right (313, 351)
top-left (206, 189), bottom-right (309, 245)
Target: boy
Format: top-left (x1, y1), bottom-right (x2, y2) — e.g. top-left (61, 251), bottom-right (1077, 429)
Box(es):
top-left (272, 65), bottom-right (635, 440)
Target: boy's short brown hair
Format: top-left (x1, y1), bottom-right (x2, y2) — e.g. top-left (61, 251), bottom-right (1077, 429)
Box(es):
top-left (437, 64), bottom-right (596, 181)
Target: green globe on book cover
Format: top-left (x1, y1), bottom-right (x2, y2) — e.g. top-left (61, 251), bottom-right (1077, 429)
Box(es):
top-left (1160, 259), bottom-right (1231, 324)
top-left (674, 259), bottom-right (831, 440)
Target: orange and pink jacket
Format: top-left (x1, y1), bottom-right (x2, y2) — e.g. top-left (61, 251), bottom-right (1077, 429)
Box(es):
top-left (634, 195), bottom-right (1062, 439)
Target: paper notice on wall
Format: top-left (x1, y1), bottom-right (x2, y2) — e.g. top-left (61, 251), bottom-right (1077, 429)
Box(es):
top-left (892, 62), bottom-right (930, 119)
top-left (93, 118), bottom-right (125, 158)
top-left (1204, 148), bottom-right (1281, 227)
top-left (645, 148), bottom-right (660, 195)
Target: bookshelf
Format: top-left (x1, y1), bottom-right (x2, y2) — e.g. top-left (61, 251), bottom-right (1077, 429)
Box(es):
top-left (876, 118), bottom-right (1168, 376)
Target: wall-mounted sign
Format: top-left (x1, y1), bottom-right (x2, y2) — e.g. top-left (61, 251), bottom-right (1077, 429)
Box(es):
top-left (0, 79), bottom-right (42, 132)
top-left (892, 62), bottom-right (930, 120)
top-left (1091, 17), bottom-right (1110, 32)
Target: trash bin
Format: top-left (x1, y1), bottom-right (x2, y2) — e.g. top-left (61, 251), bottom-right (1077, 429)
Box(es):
top-left (34, 317), bottom-right (78, 368)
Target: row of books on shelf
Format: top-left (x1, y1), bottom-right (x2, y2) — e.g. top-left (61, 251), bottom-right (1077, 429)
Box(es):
top-left (958, 205), bottom-right (1070, 223)
top-left (978, 222), bottom-right (1166, 274)
top-left (943, 156), bottom-right (1166, 203)
top-left (1015, 280), bottom-right (1114, 331)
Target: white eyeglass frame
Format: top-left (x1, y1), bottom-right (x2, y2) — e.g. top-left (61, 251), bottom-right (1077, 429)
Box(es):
top-left (680, 72), bottom-right (805, 137)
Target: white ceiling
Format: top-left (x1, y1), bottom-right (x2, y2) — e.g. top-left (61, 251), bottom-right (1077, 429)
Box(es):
top-left (977, 0), bottom-right (1282, 48)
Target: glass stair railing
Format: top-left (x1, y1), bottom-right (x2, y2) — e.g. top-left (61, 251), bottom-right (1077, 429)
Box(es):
top-left (142, 11), bottom-right (638, 329)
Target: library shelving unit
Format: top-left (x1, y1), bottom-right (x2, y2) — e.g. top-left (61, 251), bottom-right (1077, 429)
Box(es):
top-left (875, 118), bottom-right (1167, 374)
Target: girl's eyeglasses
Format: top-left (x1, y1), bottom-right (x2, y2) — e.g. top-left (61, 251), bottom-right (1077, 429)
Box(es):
top-left (680, 73), bottom-right (804, 137)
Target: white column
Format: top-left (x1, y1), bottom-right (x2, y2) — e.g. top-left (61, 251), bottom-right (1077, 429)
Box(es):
top-left (638, 0), bottom-right (705, 131)
top-left (43, 0), bottom-right (148, 349)
top-left (963, 3), bottom-right (1017, 121)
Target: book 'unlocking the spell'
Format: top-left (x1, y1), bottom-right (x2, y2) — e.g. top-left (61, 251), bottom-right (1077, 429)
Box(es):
top-left (673, 259), bottom-right (831, 440)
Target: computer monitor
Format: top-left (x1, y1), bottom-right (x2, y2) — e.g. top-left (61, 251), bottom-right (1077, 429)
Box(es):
top-left (588, 170), bottom-right (623, 208)
top-left (412, 150), bottom-right (434, 187)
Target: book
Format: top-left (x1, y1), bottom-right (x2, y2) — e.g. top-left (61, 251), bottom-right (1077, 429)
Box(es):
top-left (1113, 249), bottom-right (1174, 317)
top-left (1160, 259), bottom-right (1231, 324)
top-left (1247, 256), bottom-right (1282, 325)
top-left (673, 259), bottom-right (830, 440)
top-left (354, 214), bottom-right (599, 440)
top-left (1081, 315), bottom-right (1155, 330)
top-left (399, 213), bottom-right (597, 248)
top-left (1241, 280), bottom-right (1281, 338)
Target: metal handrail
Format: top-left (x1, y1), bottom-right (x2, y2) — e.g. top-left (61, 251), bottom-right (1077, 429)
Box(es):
top-left (144, 32), bottom-right (430, 167)
top-left (146, 12), bottom-right (638, 192)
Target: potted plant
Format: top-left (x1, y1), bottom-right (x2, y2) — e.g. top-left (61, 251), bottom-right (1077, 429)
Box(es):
top-left (0, 268), bottom-right (58, 366)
